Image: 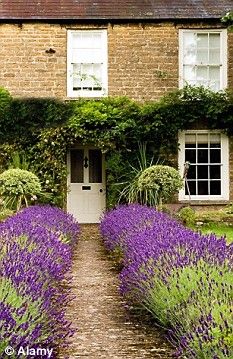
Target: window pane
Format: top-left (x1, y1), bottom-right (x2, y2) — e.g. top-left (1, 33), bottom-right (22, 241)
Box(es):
top-left (210, 134), bottom-right (221, 147)
top-left (198, 165), bottom-right (208, 179)
top-left (187, 165), bottom-right (196, 179)
top-left (210, 149), bottom-right (221, 163)
top-left (185, 149), bottom-right (196, 163)
top-left (209, 49), bottom-right (220, 64)
top-left (185, 134), bottom-right (196, 144)
top-left (198, 149), bottom-right (208, 163)
top-left (197, 50), bottom-right (208, 63)
top-left (92, 33), bottom-right (102, 46)
top-left (186, 181), bottom-right (196, 195)
top-left (81, 32), bottom-right (93, 47)
top-left (89, 149), bottom-right (102, 183)
top-left (197, 33), bottom-right (208, 48)
top-left (72, 33), bottom-right (82, 46)
top-left (92, 64), bottom-right (103, 90)
top-left (73, 63), bottom-right (103, 91)
top-left (72, 48), bottom-right (102, 63)
top-left (196, 66), bottom-right (208, 82)
top-left (209, 34), bottom-right (220, 48)
top-left (210, 165), bottom-right (221, 179)
top-left (183, 33), bottom-right (196, 64)
top-left (183, 32), bottom-right (196, 48)
top-left (73, 63), bottom-right (82, 89)
top-left (184, 65), bottom-right (196, 80)
top-left (73, 32), bottom-right (102, 49)
top-left (197, 133), bottom-right (208, 145)
top-left (210, 181), bottom-right (221, 195)
top-left (198, 181), bottom-right (208, 195)
top-left (81, 64), bottom-right (93, 88)
top-left (209, 66), bottom-right (220, 83)
top-left (70, 149), bottom-right (84, 183)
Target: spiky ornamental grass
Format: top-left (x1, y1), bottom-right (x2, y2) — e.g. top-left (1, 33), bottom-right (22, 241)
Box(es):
top-left (0, 205), bottom-right (80, 357)
top-left (100, 204), bottom-right (233, 359)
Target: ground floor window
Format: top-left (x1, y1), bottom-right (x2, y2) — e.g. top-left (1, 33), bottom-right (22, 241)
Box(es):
top-left (178, 131), bottom-right (229, 201)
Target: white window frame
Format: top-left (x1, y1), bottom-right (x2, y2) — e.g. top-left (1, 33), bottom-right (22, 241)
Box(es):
top-left (178, 130), bottom-right (229, 201)
top-left (67, 29), bottom-right (108, 98)
top-left (179, 29), bottom-right (227, 90)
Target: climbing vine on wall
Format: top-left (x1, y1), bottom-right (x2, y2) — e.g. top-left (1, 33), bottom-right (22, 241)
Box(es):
top-left (0, 86), bottom-right (232, 207)
top-left (221, 11), bottom-right (233, 31)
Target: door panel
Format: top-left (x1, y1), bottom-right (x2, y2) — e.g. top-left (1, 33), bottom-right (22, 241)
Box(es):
top-left (89, 149), bottom-right (102, 183)
top-left (70, 149), bottom-right (84, 183)
top-left (67, 148), bottom-right (106, 223)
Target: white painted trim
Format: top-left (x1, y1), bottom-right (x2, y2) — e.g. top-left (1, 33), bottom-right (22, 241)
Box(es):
top-left (67, 29), bottom-right (108, 98)
top-left (178, 130), bottom-right (229, 201)
top-left (179, 29), bottom-right (228, 90)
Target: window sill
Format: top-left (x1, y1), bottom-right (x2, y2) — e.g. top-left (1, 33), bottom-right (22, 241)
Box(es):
top-left (65, 95), bottom-right (107, 101)
top-left (179, 200), bottom-right (230, 206)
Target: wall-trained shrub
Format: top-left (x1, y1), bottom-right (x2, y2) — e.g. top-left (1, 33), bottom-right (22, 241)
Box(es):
top-left (100, 204), bottom-right (233, 359)
top-left (0, 205), bottom-right (80, 357)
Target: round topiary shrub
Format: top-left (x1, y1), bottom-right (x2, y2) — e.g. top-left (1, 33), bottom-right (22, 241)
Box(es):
top-left (0, 168), bottom-right (42, 210)
top-left (138, 165), bottom-right (183, 206)
top-left (178, 206), bottom-right (196, 227)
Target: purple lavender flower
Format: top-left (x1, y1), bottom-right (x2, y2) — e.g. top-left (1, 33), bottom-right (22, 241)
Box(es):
top-left (100, 204), bottom-right (233, 358)
top-left (0, 205), bottom-right (80, 356)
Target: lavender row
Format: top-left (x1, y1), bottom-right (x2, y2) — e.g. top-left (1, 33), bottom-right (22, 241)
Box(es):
top-left (100, 204), bottom-right (233, 359)
top-left (0, 205), bottom-right (80, 358)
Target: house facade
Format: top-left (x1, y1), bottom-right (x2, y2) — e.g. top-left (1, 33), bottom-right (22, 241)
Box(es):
top-left (0, 0), bottom-right (232, 222)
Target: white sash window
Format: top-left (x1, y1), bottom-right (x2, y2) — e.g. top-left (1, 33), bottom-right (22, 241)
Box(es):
top-left (67, 30), bottom-right (108, 97)
top-left (179, 30), bottom-right (227, 91)
top-left (178, 131), bottom-right (229, 201)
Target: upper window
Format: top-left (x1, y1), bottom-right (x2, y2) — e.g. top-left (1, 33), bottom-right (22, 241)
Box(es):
top-left (67, 30), bottom-right (108, 98)
top-left (179, 30), bottom-right (227, 91)
top-left (178, 131), bottom-right (229, 201)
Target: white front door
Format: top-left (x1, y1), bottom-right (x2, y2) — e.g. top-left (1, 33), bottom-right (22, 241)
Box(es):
top-left (67, 148), bottom-right (106, 223)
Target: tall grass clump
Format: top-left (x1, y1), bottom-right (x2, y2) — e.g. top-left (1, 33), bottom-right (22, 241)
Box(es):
top-left (100, 204), bottom-right (233, 358)
top-left (0, 205), bottom-right (80, 357)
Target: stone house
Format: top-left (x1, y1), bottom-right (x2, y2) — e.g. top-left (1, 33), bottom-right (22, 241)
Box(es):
top-left (0, 0), bottom-right (232, 222)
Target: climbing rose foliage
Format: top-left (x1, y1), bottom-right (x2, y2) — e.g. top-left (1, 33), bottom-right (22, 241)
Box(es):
top-left (0, 205), bottom-right (80, 357)
top-left (100, 204), bottom-right (233, 359)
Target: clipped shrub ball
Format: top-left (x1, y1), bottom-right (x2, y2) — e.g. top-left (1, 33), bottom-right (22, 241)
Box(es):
top-left (0, 168), bottom-right (42, 210)
top-left (138, 165), bottom-right (183, 204)
top-left (178, 206), bottom-right (196, 227)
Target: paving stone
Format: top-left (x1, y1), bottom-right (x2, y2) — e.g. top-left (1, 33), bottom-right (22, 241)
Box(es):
top-left (59, 225), bottom-right (173, 359)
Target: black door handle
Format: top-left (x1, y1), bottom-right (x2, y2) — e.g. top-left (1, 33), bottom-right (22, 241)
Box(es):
top-left (100, 189), bottom-right (103, 193)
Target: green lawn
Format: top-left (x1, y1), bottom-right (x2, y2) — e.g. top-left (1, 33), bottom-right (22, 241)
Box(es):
top-left (199, 223), bottom-right (233, 243)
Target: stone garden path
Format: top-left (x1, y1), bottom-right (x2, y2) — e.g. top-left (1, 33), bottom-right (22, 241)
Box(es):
top-left (60, 225), bottom-right (173, 359)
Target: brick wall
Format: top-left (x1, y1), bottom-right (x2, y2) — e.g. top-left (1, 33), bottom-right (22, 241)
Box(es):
top-left (108, 23), bottom-right (178, 101)
top-left (0, 23), bottom-right (67, 98)
top-left (0, 21), bottom-right (232, 101)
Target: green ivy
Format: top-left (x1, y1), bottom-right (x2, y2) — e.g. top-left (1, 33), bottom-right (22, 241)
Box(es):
top-left (0, 86), bottom-right (232, 207)
top-left (221, 11), bottom-right (233, 31)
top-left (0, 96), bottom-right (72, 143)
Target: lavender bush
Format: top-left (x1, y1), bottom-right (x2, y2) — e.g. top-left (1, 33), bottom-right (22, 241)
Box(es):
top-left (0, 205), bottom-right (80, 358)
top-left (100, 204), bottom-right (233, 358)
